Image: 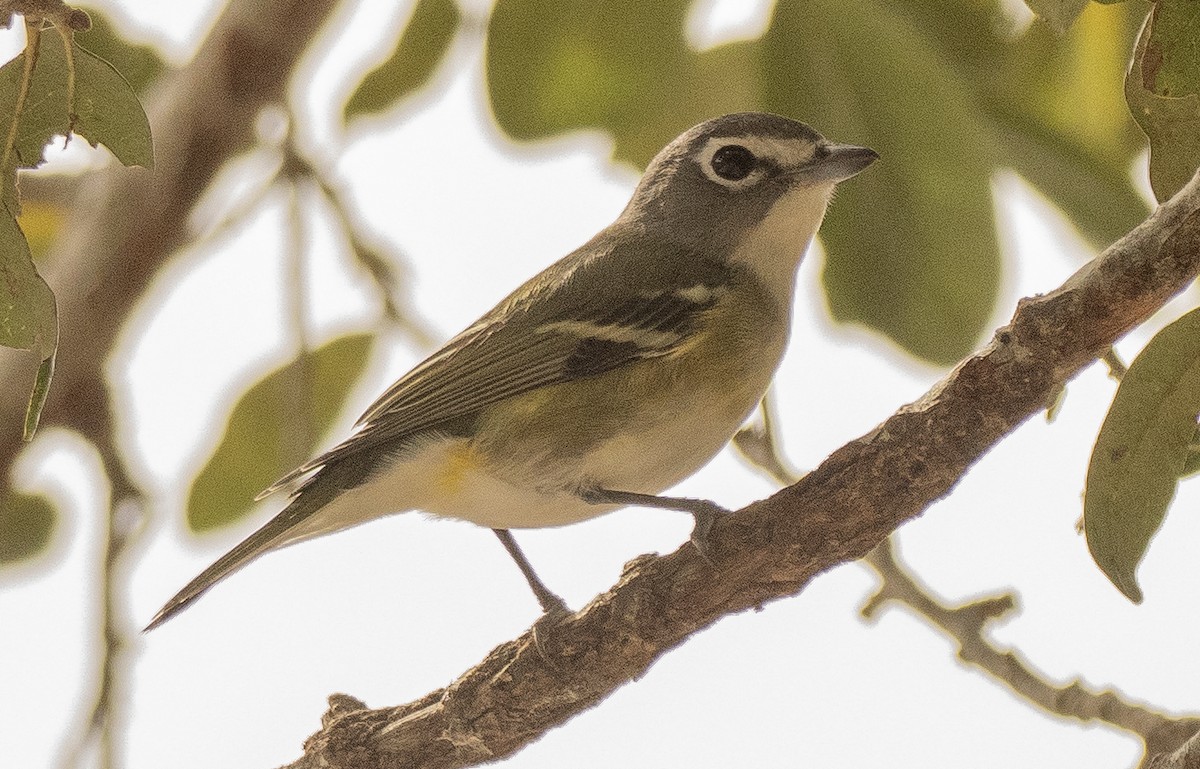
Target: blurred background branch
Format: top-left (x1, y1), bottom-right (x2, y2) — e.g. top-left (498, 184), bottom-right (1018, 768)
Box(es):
top-left (0, 0), bottom-right (341, 492)
top-left (735, 360), bottom-right (1200, 765)
top-left (3, 2), bottom-right (341, 765)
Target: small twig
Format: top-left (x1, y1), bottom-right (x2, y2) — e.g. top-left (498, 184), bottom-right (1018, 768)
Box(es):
top-left (735, 374), bottom-right (1200, 764)
top-left (860, 539), bottom-right (1200, 760)
top-left (731, 393), bottom-right (800, 486)
top-left (2, 19), bottom-right (40, 183)
top-left (1102, 346), bottom-right (1128, 380)
top-left (52, 21), bottom-right (75, 144)
top-left (282, 178), bottom-right (317, 459)
top-left (55, 459), bottom-right (144, 769)
top-left (280, 134), bottom-right (436, 349)
top-left (95, 497), bottom-right (131, 769)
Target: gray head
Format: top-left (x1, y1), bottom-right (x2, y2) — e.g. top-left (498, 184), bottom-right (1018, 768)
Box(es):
top-left (622, 113), bottom-right (877, 255)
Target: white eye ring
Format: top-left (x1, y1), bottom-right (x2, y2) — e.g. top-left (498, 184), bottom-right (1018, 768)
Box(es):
top-left (700, 137), bottom-right (763, 188)
top-left (711, 145), bottom-right (757, 181)
top-left (698, 138), bottom-right (766, 189)
top-left (696, 134), bottom-right (820, 189)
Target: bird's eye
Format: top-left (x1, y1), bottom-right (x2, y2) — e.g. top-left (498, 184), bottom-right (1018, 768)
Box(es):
top-left (710, 144), bottom-right (756, 181)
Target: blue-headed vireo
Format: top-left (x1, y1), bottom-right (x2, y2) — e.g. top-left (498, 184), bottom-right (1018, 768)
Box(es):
top-left (146, 112), bottom-right (877, 630)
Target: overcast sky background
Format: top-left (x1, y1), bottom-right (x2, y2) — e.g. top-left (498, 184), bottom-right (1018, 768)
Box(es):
top-left (2, 1), bottom-right (1199, 767)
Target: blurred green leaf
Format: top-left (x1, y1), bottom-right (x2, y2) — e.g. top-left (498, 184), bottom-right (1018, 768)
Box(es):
top-left (485, 0), bottom-right (1148, 364)
top-left (15, 198), bottom-right (67, 261)
top-left (343, 0), bottom-right (461, 121)
top-left (0, 490), bottom-right (55, 564)
top-left (0, 208), bottom-right (56, 358)
top-left (187, 334), bottom-right (375, 532)
top-left (1, 27), bottom-right (152, 437)
top-left (1182, 427), bottom-right (1200, 477)
top-left (70, 41), bottom-right (155, 168)
top-left (487, 0), bottom-right (757, 167)
top-left (1125, 1), bottom-right (1200, 202)
top-left (77, 7), bottom-right (167, 94)
top-left (990, 5), bottom-right (1149, 247)
top-left (1, 208), bottom-right (57, 439)
top-left (1025, 0), bottom-right (1090, 32)
top-left (766, 0), bottom-right (998, 363)
top-left (1084, 308), bottom-right (1200, 603)
top-left (0, 30), bottom-right (153, 207)
top-left (990, 111), bottom-right (1149, 249)
top-left (23, 352), bottom-right (55, 440)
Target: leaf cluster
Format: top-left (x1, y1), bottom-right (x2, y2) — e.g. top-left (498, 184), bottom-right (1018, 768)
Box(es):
top-left (1, 3), bottom-right (154, 561)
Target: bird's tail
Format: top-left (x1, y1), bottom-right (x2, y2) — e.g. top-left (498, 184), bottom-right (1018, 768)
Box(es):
top-left (143, 491), bottom-right (324, 632)
top-left (145, 434), bottom-right (405, 632)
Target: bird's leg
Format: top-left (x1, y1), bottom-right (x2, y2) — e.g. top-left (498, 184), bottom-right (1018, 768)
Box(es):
top-left (492, 528), bottom-right (569, 615)
top-left (579, 488), bottom-right (730, 559)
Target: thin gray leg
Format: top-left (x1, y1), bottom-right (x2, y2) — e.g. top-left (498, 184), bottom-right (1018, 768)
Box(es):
top-left (493, 529), bottom-right (568, 614)
top-left (579, 488), bottom-right (729, 554)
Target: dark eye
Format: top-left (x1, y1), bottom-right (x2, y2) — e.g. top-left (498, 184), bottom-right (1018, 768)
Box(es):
top-left (711, 144), bottom-right (756, 181)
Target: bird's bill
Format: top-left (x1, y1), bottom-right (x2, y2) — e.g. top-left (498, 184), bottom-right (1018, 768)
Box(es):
top-left (803, 142), bottom-right (879, 183)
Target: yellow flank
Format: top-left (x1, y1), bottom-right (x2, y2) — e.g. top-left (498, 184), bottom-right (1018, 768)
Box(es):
top-left (435, 442), bottom-right (480, 496)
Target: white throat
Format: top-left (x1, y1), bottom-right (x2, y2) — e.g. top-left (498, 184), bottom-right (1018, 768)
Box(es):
top-left (729, 185), bottom-right (834, 302)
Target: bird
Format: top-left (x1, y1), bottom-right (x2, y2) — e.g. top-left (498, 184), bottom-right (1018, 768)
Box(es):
top-left (145, 112), bottom-right (877, 631)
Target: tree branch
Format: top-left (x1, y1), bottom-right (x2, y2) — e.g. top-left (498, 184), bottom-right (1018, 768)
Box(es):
top-left (737, 395), bottom-right (1200, 761)
top-left (738, 387), bottom-right (1200, 762)
top-left (1148, 727), bottom-right (1200, 769)
top-left (281, 170), bottom-right (1200, 768)
top-left (860, 539), bottom-right (1200, 764)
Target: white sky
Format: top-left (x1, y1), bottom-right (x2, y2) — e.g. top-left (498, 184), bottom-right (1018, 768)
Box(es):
top-left (2, 1), bottom-right (1198, 768)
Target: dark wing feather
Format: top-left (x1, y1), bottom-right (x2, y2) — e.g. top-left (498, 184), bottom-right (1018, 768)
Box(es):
top-left (261, 245), bottom-right (730, 495)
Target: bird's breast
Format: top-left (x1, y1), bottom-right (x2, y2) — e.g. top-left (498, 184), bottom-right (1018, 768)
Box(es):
top-left (452, 274), bottom-right (790, 527)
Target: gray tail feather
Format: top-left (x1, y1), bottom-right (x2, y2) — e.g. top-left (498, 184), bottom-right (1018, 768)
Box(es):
top-left (143, 492), bottom-right (324, 632)
top-left (145, 440), bottom-right (393, 632)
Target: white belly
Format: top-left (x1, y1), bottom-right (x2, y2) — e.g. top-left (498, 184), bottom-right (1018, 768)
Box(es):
top-left (452, 396), bottom-right (749, 529)
top-left (284, 380), bottom-right (762, 540)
